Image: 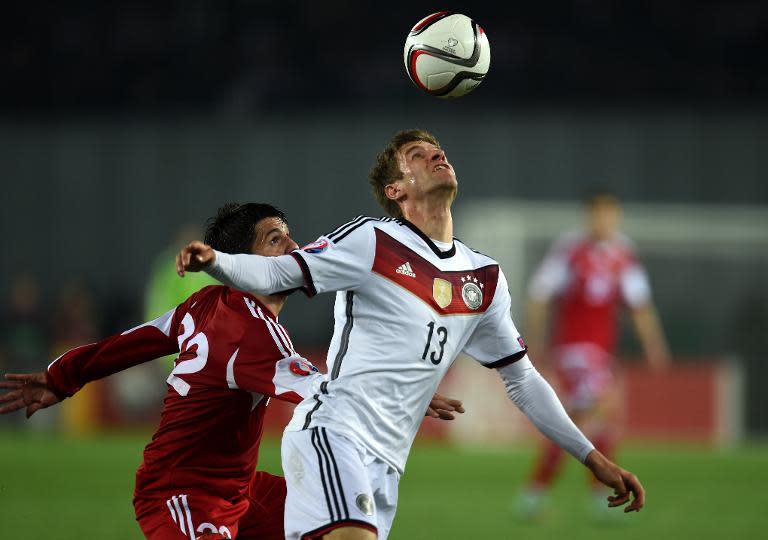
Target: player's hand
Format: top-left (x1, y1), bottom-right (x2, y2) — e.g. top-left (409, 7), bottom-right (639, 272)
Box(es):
top-left (584, 449), bottom-right (645, 512)
top-left (176, 241), bottom-right (216, 277)
top-left (426, 393), bottom-right (465, 421)
top-left (0, 373), bottom-right (62, 418)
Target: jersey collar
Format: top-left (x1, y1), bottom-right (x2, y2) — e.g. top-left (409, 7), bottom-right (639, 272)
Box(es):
top-left (397, 218), bottom-right (457, 259)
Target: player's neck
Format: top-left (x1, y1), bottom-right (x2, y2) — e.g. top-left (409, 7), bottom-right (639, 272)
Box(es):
top-left (254, 294), bottom-right (286, 318)
top-left (402, 201), bottom-right (453, 243)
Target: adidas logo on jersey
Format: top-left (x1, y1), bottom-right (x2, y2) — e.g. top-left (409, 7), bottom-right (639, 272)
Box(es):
top-left (395, 262), bottom-right (416, 278)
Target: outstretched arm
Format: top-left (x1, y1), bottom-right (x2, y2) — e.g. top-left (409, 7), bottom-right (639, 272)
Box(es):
top-left (176, 241), bottom-right (304, 295)
top-left (497, 356), bottom-right (645, 512)
top-left (0, 309), bottom-right (180, 416)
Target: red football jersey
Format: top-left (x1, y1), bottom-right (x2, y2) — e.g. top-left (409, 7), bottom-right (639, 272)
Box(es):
top-left (529, 232), bottom-right (651, 354)
top-left (46, 285), bottom-right (321, 501)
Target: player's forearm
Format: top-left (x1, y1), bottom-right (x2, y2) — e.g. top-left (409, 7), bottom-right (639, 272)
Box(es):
top-left (208, 251), bottom-right (304, 294)
top-left (497, 357), bottom-right (594, 462)
top-left (47, 323), bottom-right (178, 398)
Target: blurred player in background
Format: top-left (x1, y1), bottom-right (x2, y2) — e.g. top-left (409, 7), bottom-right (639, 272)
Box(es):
top-left (177, 131), bottom-right (647, 540)
top-left (145, 224), bottom-right (219, 321)
top-left (1, 202), bottom-right (461, 540)
top-left (519, 192), bottom-right (670, 518)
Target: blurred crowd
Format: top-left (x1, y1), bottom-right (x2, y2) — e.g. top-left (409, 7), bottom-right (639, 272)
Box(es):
top-left (0, 273), bottom-right (99, 427)
top-left (0, 273), bottom-right (98, 378)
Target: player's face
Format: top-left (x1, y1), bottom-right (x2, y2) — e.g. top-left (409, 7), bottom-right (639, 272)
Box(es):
top-left (588, 201), bottom-right (621, 240)
top-left (395, 140), bottom-right (457, 199)
top-left (251, 217), bottom-right (298, 257)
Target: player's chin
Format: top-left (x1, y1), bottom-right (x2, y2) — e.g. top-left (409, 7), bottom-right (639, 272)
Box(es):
top-left (429, 174), bottom-right (457, 193)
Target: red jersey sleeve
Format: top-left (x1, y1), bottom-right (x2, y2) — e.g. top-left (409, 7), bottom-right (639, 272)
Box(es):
top-left (45, 292), bottom-right (200, 398)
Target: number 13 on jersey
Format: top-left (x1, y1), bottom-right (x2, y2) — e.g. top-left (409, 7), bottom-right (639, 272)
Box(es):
top-left (421, 321), bottom-right (448, 365)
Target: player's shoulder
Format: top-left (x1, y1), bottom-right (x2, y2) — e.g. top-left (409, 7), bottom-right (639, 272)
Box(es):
top-left (321, 215), bottom-right (399, 244)
top-left (188, 286), bottom-right (273, 327)
top-left (183, 284), bottom-right (228, 309)
top-left (218, 288), bottom-right (288, 344)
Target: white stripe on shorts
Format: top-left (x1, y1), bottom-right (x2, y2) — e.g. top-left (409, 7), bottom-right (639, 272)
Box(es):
top-left (181, 494), bottom-right (196, 540)
top-left (171, 496), bottom-right (186, 534)
top-left (166, 498), bottom-right (177, 523)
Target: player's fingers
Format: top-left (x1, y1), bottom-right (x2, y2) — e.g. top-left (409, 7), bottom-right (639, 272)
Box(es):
top-left (606, 475), bottom-right (629, 507)
top-left (7, 372), bottom-right (46, 385)
top-left (0, 381), bottom-right (24, 391)
top-left (0, 388), bottom-right (23, 401)
top-left (607, 492), bottom-right (630, 507)
top-left (184, 249), bottom-right (194, 270)
top-left (0, 398), bottom-right (25, 414)
top-left (623, 474), bottom-right (645, 512)
top-left (425, 407), bottom-right (439, 418)
top-left (4, 373), bottom-right (33, 382)
top-left (434, 394), bottom-right (463, 410)
top-left (625, 497), bottom-right (643, 512)
top-left (436, 409), bottom-right (456, 420)
top-left (189, 240), bottom-right (207, 255)
top-left (446, 399), bottom-right (465, 413)
top-left (432, 400), bottom-right (455, 412)
top-left (429, 394), bottom-right (455, 411)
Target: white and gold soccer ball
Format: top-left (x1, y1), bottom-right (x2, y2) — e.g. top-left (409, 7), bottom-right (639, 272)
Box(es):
top-left (404, 12), bottom-right (491, 98)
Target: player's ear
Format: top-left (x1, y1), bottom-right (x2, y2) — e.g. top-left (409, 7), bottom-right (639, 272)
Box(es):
top-left (384, 182), bottom-right (402, 202)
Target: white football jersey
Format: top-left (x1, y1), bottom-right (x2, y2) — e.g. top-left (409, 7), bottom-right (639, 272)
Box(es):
top-left (285, 216), bottom-right (527, 472)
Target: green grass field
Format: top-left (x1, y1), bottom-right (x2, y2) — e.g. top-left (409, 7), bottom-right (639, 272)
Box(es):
top-left (1, 431), bottom-right (766, 539)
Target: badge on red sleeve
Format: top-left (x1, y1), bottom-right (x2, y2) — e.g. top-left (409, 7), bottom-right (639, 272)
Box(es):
top-left (301, 239), bottom-right (329, 254)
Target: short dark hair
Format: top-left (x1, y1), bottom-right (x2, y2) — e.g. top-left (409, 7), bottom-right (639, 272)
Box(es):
top-left (204, 203), bottom-right (288, 254)
top-left (369, 129), bottom-right (440, 218)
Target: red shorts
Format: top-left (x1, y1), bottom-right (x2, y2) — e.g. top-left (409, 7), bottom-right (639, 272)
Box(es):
top-left (134, 471), bottom-right (286, 540)
top-left (552, 343), bottom-right (614, 411)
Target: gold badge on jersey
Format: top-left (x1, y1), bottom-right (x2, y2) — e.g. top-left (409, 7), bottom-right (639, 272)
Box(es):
top-left (432, 278), bottom-right (453, 309)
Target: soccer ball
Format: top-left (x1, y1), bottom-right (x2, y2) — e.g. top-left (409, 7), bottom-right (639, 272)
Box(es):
top-left (403, 12), bottom-right (490, 98)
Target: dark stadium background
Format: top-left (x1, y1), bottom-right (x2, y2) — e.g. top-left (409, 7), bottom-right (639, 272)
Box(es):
top-left (1, 2), bottom-right (767, 539)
